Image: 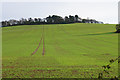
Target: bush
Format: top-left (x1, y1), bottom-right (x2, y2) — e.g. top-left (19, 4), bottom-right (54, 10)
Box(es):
top-left (115, 24), bottom-right (120, 33)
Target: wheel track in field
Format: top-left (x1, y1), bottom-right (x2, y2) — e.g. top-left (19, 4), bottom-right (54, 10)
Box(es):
top-left (31, 34), bottom-right (43, 56)
top-left (45, 27), bottom-right (109, 78)
top-left (31, 26), bottom-right (45, 56)
top-left (31, 25), bottom-right (116, 56)
top-left (4, 26), bottom-right (45, 56)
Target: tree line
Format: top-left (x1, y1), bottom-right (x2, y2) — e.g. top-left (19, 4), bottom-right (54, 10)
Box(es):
top-left (1, 15), bottom-right (103, 27)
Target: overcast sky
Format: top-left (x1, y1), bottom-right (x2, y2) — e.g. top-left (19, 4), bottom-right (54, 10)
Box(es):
top-left (1, 0), bottom-right (120, 24)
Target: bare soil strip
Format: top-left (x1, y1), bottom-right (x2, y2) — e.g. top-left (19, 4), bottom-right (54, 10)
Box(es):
top-left (31, 34), bottom-right (43, 56)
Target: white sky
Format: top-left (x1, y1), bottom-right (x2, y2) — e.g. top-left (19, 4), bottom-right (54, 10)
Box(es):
top-left (1, 0), bottom-right (120, 24)
top-left (118, 1), bottom-right (120, 24)
top-left (0, 0), bottom-right (119, 2)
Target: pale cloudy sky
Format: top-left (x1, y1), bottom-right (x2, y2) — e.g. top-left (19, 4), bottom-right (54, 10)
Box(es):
top-left (1, 0), bottom-right (120, 24)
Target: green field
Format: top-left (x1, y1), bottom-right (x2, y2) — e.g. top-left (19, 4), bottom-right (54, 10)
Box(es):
top-left (2, 23), bottom-right (118, 78)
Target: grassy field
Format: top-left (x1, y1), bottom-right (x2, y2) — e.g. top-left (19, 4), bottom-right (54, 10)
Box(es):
top-left (2, 23), bottom-right (118, 78)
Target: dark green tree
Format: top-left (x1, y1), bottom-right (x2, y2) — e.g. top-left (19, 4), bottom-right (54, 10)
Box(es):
top-left (46, 15), bottom-right (53, 23)
top-left (75, 15), bottom-right (79, 22)
top-left (69, 15), bottom-right (75, 23)
top-left (82, 19), bottom-right (87, 23)
top-left (51, 15), bottom-right (64, 24)
top-left (64, 16), bottom-right (69, 23)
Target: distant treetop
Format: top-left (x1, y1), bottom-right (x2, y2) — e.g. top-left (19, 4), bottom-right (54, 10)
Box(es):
top-left (1, 15), bottom-right (104, 27)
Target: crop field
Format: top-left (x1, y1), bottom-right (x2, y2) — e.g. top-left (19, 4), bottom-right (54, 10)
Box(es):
top-left (2, 23), bottom-right (118, 78)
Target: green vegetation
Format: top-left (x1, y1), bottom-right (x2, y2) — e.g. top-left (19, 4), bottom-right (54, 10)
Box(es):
top-left (116, 24), bottom-right (120, 33)
top-left (2, 23), bottom-right (118, 78)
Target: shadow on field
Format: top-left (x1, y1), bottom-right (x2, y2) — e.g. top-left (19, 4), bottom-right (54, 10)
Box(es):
top-left (76, 32), bottom-right (117, 36)
top-left (87, 32), bottom-right (116, 36)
